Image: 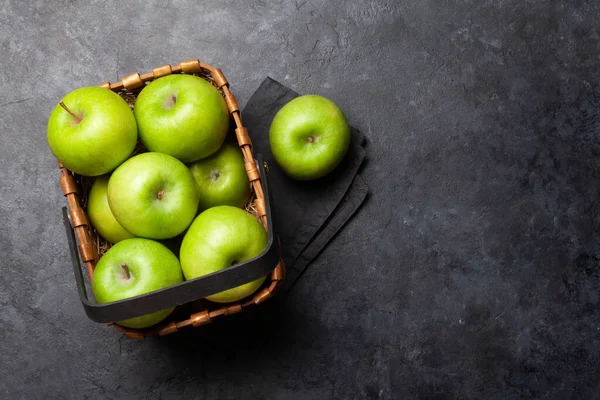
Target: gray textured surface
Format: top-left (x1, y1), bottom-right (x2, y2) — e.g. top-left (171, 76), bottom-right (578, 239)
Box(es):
top-left (2, 0), bottom-right (600, 398)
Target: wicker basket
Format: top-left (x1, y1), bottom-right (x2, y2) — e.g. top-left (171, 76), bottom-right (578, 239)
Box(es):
top-left (57, 59), bottom-right (285, 339)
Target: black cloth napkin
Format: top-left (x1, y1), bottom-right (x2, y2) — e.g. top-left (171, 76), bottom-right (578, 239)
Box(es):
top-left (242, 78), bottom-right (369, 291)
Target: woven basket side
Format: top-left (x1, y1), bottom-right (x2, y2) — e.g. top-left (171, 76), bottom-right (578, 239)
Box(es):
top-left (59, 163), bottom-right (97, 278)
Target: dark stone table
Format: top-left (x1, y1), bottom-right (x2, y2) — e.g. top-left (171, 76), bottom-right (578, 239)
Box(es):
top-left (2, 1), bottom-right (599, 398)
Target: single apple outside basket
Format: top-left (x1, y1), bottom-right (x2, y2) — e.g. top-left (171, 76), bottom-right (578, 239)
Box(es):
top-left (58, 59), bottom-right (285, 339)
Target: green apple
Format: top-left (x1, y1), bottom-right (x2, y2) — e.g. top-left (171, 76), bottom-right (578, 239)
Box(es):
top-left (188, 142), bottom-right (251, 212)
top-left (269, 94), bottom-right (351, 180)
top-left (180, 206), bottom-right (268, 303)
top-left (133, 74), bottom-right (229, 163)
top-left (92, 238), bottom-right (184, 329)
top-left (87, 175), bottom-right (135, 243)
top-left (107, 152), bottom-right (199, 239)
top-left (47, 86), bottom-right (137, 176)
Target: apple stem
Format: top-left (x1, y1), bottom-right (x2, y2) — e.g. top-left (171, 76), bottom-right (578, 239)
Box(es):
top-left (157, 189), bottom-right (165, 199)
top-left (59, 101), bottom-right (82, 123)
top-left (307, 136), bottom-right (315, 143)
top-left (121, 263), bottom-right (131, 279)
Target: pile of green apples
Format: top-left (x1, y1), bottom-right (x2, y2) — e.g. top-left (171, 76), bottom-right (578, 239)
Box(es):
top-left (47, 74), bottom-right (268, 329)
